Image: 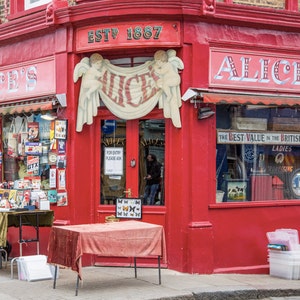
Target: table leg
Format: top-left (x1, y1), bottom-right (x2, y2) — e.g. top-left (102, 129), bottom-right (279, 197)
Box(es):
top-left (158, 255), bottom-right (161, 285)
top-left (75, 274), bottom-right (80, 296)
top-left (18, 215), bottom-right (23, 256)
top-left (134, 257), bottom-right (137, 278)
top-left (53, 265), bottom-right (58, 289)
top-left (36, 213), bottom-right (40, 255)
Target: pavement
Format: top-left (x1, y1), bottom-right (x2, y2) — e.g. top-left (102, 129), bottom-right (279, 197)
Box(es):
top-left (1, 261), bottom-right (300, 300)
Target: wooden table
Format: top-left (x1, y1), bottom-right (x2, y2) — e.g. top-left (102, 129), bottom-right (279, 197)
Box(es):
top-left (0, 209), bottom-right (54, 256)
top-left (47, 221), bottom-right (166, 296)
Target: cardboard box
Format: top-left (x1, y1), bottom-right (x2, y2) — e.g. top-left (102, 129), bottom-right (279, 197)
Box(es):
top-left (269, 117), bottom-right (300, 132)
top-left (232, 117), bottom-right (267, 131)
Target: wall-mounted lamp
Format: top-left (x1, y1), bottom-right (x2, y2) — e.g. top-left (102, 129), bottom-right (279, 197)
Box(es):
top-left (41, 113), bottom-right (57, 121)
top-left (198, 107), bottom-right (215, 120)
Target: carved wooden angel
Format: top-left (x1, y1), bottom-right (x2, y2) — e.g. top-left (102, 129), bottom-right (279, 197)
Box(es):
top-left (73, 54), bottom-right (105, 132)
top-left (153, 50), bottom-right (184, 128)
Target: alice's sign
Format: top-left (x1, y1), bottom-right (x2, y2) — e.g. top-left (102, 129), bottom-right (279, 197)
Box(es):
top-left (210, 48), bottom-right (300, 93)
top-left (74, 50), bottom-right (184, 131)
top-left (76, 21), bottom-right (181, 52)
top-left (0, 58), bottom-right (56, 101)
top-left (217, 130), bottom-right (300, 145)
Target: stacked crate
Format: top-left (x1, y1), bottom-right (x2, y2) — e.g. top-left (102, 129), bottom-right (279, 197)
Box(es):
top-left (267, 229), bottom-right (300, 280)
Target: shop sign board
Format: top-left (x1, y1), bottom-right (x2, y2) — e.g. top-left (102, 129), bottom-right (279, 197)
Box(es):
top-left (0, 57), bottom-right (56, 102)
top-left (210, 48), bottom-right (300, 93)
top-left (217, 130), bottom-right (300, 145)
top-left (76, 21), bottom-right (181, 52)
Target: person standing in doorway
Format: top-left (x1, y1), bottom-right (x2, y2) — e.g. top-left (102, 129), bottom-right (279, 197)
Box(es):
top-left (143, 154), bottom-right (162, 205)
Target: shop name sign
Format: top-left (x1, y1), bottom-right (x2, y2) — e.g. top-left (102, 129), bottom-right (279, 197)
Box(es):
top-left (210, 48), bottom-right (300, 92)
top-left (76, 21), bottom-right (180, 52)
top-left (217, 130), bottom-right (300, 145)
top-left (0, 58), bottom-right (56, 102)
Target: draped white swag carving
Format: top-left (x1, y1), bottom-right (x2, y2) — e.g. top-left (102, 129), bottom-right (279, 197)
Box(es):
top-left (73, 50), bottom-right (184, 132)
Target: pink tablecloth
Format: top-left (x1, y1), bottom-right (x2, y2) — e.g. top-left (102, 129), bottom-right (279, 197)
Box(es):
top-left (47, 221), bottom-right (166, 279)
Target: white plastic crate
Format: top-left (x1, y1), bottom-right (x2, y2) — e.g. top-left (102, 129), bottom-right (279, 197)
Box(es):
top-left (17, 255), bottom-right (53, 281)
top-left (269, 257), bottom-right (300, 280)
top-left (269, 250), bottom-right (300, 262)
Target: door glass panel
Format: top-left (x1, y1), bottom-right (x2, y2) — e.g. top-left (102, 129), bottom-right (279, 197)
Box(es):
top-left (101, 120), bottom-right (126, 205)
top-left (100, 119), bottom-right (165, 206)
top-left (139, 120), bottom-right (165, 206)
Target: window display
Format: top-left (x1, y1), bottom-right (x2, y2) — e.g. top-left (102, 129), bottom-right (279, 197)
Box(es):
top-left (216, 104), bottom-right (300, 202)
top-left (0, 112), bottom-right (67, 209)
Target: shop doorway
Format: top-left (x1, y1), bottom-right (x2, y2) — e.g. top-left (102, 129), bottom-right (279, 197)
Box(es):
top-left (100, 119), bottom-right (165, 206)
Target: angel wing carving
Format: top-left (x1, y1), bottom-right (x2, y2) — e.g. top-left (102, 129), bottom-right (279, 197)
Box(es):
top-left (73, 57), bottom-right (90, 83)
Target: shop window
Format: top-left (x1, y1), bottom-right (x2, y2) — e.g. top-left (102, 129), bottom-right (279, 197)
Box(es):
top-left (233, 0), bottom-right (285, 9)
top-left (0, 111), bottom-right (65, 209)
top-left (216, 104), bottom-right (300, 202)
top-left (24, 0), bottom-right (51, 10)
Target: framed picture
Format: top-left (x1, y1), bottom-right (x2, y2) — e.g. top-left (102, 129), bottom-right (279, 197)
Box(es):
top-left (57, 169), bottom-right (66, 190)
top-left (225, 179), bottom-right (249, 202)
top-left (57, 192), bottom-right (68, 207)
top-left (116, 198), bottom-right (142, 219)
top-left (54, 119), bottom-right (68, 140)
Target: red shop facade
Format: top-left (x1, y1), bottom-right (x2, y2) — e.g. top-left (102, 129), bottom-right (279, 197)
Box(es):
top-left (1, 0), bottom-right (300, 274)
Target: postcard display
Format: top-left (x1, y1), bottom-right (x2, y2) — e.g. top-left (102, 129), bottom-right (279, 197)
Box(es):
top-left (0, 115), bottom-right (68, 209)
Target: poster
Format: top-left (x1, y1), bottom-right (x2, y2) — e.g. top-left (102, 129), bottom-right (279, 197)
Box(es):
top-left (58, 169), bottom-right (66, 190)
top-left (54, 120), bottom-right (68, 140)
top-left (27, 156), bottom-right (39, 175)
top-left (104, 147), bottom-right (124, 175)
top-left (57, 155), bottom-right (66, 168)
top-left (49, 168), bottom-right (56, 188)
top-left (27, 122), bottom-right (39, 142)
top-left (57, 192), bottom-right (68, 206)
top-left (47, 190), bottom-right (57, 203)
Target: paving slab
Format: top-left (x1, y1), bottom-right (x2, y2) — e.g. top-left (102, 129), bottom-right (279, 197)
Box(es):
top-left (1, 263), bottom-right (300, 300)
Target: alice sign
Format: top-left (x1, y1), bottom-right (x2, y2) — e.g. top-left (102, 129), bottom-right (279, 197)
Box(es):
top-left (210, 48), bottom-right (300, 92)
top-left (0, 58), bottom-right (55, 101)
top-left (74, 50), bottom-right (184, 131)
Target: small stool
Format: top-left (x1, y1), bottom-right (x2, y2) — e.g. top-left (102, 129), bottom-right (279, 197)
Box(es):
top-left (0, 248), bottom-right (8, 269)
